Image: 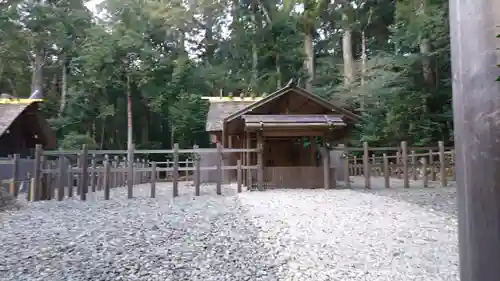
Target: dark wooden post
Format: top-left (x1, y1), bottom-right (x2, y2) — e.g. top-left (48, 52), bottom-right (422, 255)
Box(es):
top-left (103, 160), bottom-right (111, 200)
top-left (32, 144), bottom-right (43, 201)
top-left (193, 145), bottom-right (201, 196)
top-left (422, 158), bottom-right (428, 188)
top-left (11, 154), bottom-right (19, 197)
top-left (173, 143), bottom-right (179, 197)
top-left (150, 161), bottom-right (156, 198)
top-left (246, 131), bottom-right (251, 188)
top-left (450, 0), bottom-right (500, 279)
top-left (80, 144), bottom-right (88, 201)
top-left (216, 142), bottom-right (222, 195)
top-left (429, 149), bottom-right (436, 181)
top-left (57, 156), bottom-right (65, 201)
top-left (401, 141), bottom-right (409, 188)
top-left (438, 141), bottom-right (447, 187)
top-left (343, 147), bottom-right (350, 188)
top-left (90, 156), bottom-right (96, 192)
top-left (67, 164), bottom-right (73, 197)
top-left (127, 144), bottom-right (135, 198)
top-left (237, 159), bottom-right (242, 193)
top-left (353, 156), bottom-right (357, 176)
top-left (363, 142), bottom-right (370, 189)
top-left (322, 147), bottom-right (330, 189)
top-left (383, 153), bottom-right (390, 188)
top-left (257, 133), bottom-right (264, 191)
top-left (411, 150), bottom-right (417, 181)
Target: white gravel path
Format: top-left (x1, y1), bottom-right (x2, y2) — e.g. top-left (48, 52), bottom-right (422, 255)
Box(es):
top-left (239, 189), bottom-right (458, 281)
top-left (0, 183), bottom-right (458, 281)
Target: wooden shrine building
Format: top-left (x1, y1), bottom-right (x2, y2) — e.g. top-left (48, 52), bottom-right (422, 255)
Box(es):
top-left (203, 82), bottom-right (360, 188)
top-left (0, 96), bottom-right (56, 157)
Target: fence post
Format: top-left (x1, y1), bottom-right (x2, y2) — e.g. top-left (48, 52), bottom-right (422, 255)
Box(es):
top-left (363, 142), bottom-right (370, 189)
top-left (90, 156), bottom-right (96, 192)
top-left (401, 141), bottom-right (409, 188)
top-left (257, 134), bottom-right (264, 191)
top-left (371, 154), bottom-right (377, 177)
top-left (411, 150), bottom-right (417, 180)
top-left (103, 160), bottom-right (111, 200)
top-left (396, 151), bottom-right (401, 179)
top-left (80, 144), bottom-right (88, 201)
top-left (429, 149), bottom-right (436, 181)
top-left (67, 164), bottom-right (73, 197)
top-left (383, 153), bottom-right (390, 188)
top-left (322, 147), bottom-right (330, 189)
top-left (216, 143), bottom-right (223, 195)
top-left (193, 145), bottom-right (201, 196)
top-left (173, 143), bottom-right (179, 197)
top-left (76, 154), bottom-right (81, 195)
top-left (353, 156), bottom-right (358, 176)
top-left (343, 147), bottom-right (350, 188)
top-left (422, 157), bottom-right (428, 187)
top-left (32, 144), bottom-right (43, 201)
top-left (11, 154), bottom-right (19, 197)
top-left (237, 159), bottom-right (242, 192)
top-left (439, 141), bottom-right (447, 187)
top-left (150, 161), bottom-right (156, 198)
top-left (127, 144), bottom-right (135, 198)
top-left (57, 156), bottom-right (65, 201)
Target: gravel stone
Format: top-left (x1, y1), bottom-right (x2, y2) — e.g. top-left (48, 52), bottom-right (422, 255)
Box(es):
top-left (1, 182), bottom-right (459, 281)
top-left (238, 188), bottom-right (459, 281)
top-left (0, 183), bottom-right (279, 281)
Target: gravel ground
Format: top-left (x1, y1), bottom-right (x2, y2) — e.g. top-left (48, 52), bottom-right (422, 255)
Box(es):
top-left (239, 189), bottom-right (458, 281)
top-left (0, 183), bottom-right (458, 281)
top-left (0, 183), bottom-right (280, 281)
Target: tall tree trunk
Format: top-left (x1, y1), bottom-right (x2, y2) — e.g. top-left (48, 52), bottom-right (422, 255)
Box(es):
top-left (276, 53), bottom-right (282, 88)
top-left (303, 29), bottom-right (314, 92)
top-left (30, 48), bottom-right (44, 96)
top-left (59, 59), bottom-right (68, 116)
top-left (420, 38), bottom-right (434, 85)
top-left (250, 1), bottom-right (259, 90)
top-left (416, 0), bottom-right (434, 85)
top-left (361, 31), bottom-right (367, 85)
top-left (126, 73), bottom-right (133, 155)
top-left (360, 30), bottom-right (367, 110)
top-left (342, 21), bottom-right (355, 87)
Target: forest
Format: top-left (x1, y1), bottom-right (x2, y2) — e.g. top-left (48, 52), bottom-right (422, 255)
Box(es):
top-left (0, 0), bottom-right (453, 150)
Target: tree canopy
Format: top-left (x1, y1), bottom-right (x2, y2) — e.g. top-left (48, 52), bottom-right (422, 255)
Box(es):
top-left (0, 0), bottom-right (453, 149)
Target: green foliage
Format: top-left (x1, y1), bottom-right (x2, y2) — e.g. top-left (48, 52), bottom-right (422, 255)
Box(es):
top-left (59, 132), bottom-right (98, 150)
top-left (0, 0), bottom-right (454, 150)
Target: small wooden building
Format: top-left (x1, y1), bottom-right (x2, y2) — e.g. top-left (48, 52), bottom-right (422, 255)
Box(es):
top-left (0, 97), bottom-right (56, 157)
top-left (203, 83), bottom-right (360, 188)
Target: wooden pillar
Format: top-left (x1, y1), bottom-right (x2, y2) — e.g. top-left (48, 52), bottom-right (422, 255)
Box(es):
top-left (363, 142), bottom-right (370, 189)
top-left (257, 131), bottom-right (264, 190)
top-left (227, 135), bottom-right (233, 183)
top-left (450, 0), bottom-right (500, 279)
top-left (310, 136), bottom-right (316, 166)
top-left (322, 146), bottom-right (330, 189)
top-left (246, 131), bottom-right (251, 188)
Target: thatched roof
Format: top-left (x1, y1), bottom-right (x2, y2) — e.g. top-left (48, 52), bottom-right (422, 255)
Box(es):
top-left (0, 101), bottom-right (56, 149)
top-left (205, 100), bottom-right (257, 131)
top-left (0, 103), bottom-right (31, 137)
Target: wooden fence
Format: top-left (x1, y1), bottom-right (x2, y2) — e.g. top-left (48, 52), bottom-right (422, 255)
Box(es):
top-left (1, 140), bottom-right (456, 202)
top-left (2, 143), bottom-right (261, 202)
top-left (333, 141), bottom-right (455, 189)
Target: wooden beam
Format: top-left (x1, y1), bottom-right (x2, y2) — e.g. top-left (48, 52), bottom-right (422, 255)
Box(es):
top-left (262, 130), bottom-right (325, 137)
top-left (450, 0), bottom-right (500, 280)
